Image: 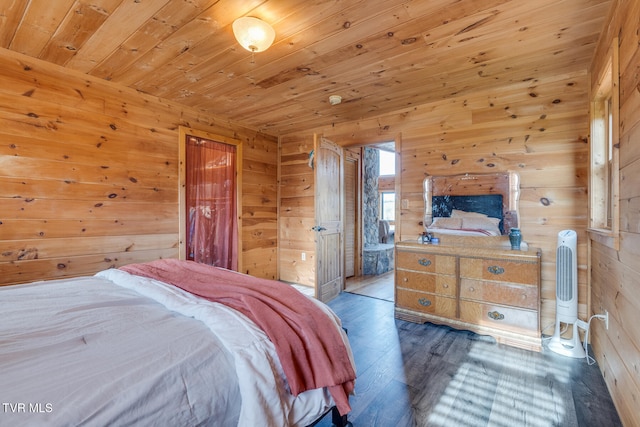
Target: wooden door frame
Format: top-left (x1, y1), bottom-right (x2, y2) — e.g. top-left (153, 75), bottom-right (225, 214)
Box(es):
top-left (344, 148), bottom-right (363, 278)
top-left (342, 134), bottom-right (402, 245)
top-left (178, 126), bottom-right (243, 271)
top-left (394, 133), bottom-right (402, 244)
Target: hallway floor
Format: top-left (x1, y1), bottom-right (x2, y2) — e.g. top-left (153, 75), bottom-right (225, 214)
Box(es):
top-left (345, 271), bottom-right (394, 302)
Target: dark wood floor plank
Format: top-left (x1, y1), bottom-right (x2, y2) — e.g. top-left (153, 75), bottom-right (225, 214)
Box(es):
top-left (350, 379), bottom-right (418, 426)
top-left (314, 292), bottom-right (622, 427)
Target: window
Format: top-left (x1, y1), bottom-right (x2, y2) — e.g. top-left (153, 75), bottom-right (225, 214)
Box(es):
top-left (379, 149), bottom-right (395, 176)
top-left (589, 39), bottom-right (619, 250)
top-left (380, 191), bottom-right (395, 221)
top-left (377, 148), bottom-right (396, 223)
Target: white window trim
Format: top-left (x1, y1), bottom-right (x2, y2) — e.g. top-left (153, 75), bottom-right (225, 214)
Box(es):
top-left (380, 190), bottom-right (396, 223)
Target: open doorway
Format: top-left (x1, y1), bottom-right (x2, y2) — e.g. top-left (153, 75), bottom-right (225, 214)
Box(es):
top-left (344, 143), bottom-right (396, 302)
top-left (178, 126), bottom-right (243, 271)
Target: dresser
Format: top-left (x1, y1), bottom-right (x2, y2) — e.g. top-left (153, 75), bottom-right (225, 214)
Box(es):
top-left (395, 241), bottom-right (542, 351)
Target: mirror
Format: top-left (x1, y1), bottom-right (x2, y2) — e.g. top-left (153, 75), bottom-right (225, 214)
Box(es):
top-left (423, 172), bottom-right (520, 235)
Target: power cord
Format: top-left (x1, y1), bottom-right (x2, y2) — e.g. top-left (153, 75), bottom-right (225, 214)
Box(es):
top-left (541, 322), bottom-right (567, 341)
top-left (583, 314), bottom-right (607, 365)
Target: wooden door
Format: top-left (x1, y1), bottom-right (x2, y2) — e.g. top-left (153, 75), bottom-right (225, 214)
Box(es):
top-left (314, 136), bottom-right (344, 303)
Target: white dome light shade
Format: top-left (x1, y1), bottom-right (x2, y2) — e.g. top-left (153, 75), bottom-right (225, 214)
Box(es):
top-left (232, 17), bottom-right (276, 53)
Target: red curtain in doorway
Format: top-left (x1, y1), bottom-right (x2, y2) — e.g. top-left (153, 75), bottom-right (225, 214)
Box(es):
top-left (185, 136), bottom-right (238, 270)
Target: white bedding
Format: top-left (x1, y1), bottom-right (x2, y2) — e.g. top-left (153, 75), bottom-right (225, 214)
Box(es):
top-left (427, 211), bottom-right (502, 236)
top-left (425, 227), bottom-right (500, 236)
top-left (0, 270), bottom-right (336, 427)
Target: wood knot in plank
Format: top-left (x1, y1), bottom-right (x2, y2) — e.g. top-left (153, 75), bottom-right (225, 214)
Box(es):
top-left (18, 248), bottom-right (38, 260)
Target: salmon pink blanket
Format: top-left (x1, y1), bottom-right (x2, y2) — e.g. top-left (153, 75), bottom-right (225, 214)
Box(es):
top-left (120, 259), bottom-right (355, 415)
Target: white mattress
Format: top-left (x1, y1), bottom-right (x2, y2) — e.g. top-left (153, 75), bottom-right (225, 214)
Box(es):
top-left (0, 270), bottom-right (336, 426)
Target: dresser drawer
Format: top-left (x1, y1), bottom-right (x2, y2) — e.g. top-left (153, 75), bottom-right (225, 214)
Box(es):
top-left (459, 300), bottom-right (538, 337)
top-left (460, 279), bottom-right (538, 310)
top-left (396, 251), bottom-right (456, 274)
top-left (396, 270), bottom-right (457, 297)
top-left (396, 289), bottom-right (456, 318)
top-left (459, 258), bottom-right (538, 285)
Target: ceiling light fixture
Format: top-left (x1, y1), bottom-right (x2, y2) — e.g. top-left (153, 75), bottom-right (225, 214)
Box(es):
top-left (232, 17), bottom-right (276, 53)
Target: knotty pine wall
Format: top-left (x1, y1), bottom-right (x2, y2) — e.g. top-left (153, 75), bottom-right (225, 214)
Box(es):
top-left (279, 134), bottom-right (316, 287)
top-left (298, 70), bottom-right (591, 334)
top-left (0, 48), bottom-right (278, 285)
top-left (589, 1), bottom-right (640, 425)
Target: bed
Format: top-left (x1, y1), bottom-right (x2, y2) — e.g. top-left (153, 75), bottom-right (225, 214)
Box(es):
top-left (0, 259), bottom-right (356, 427)
top-left (423, 172), bottom-right (520, 238)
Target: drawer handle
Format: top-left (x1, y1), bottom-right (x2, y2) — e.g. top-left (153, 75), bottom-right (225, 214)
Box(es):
top-left (468, 287), bottom-right (475, 292)
top-left (418, 258), bottom-right (432, 267)
top-left (487, 265), bottom-right (505, 275)
top-left (418, 298), bottom-right (432, 307)
top-left (488, 311), bottom-right (505, 320)
top-left (442, 284), bottom-right (449, 289)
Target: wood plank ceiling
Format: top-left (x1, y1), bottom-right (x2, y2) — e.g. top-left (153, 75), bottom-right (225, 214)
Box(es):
top-left (0, 0), bottom-right (612, 135)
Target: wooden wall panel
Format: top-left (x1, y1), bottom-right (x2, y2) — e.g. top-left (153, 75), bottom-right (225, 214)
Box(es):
top-left (239, 131), bottom-right (279, 278)
top-left (580, 1), bottom-right (639, 424)
top-left (278, 134), bottom-right (316, 286)
top-left (298, 72), bottom-right (591, 338)
top-left (412, 79), bottom-right (590, 334)
top-left (0, 48), bottom-right (278, 284)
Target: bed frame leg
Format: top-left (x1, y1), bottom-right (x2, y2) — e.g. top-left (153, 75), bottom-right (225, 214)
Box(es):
top-left (331, 406), bottom-right (352, 427)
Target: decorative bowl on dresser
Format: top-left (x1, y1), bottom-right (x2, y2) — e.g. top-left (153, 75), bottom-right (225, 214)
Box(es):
top-left (395, 238), bottom-right (542, 352)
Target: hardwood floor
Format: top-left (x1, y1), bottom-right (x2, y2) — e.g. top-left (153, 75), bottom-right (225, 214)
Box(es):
top-left (316, 292), bottom-right (622, 427)
top-left (345, 271), bottom-right (394, 302)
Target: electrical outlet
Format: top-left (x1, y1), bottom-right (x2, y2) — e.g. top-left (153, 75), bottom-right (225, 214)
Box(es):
top-left (401, 199), bottom-right (409, 209)
top-left (301, 252), bottom-right (306, 261)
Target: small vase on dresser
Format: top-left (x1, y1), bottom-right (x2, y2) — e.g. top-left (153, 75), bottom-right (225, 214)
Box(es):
top-left (509, 228), bottom-right (522, 250)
